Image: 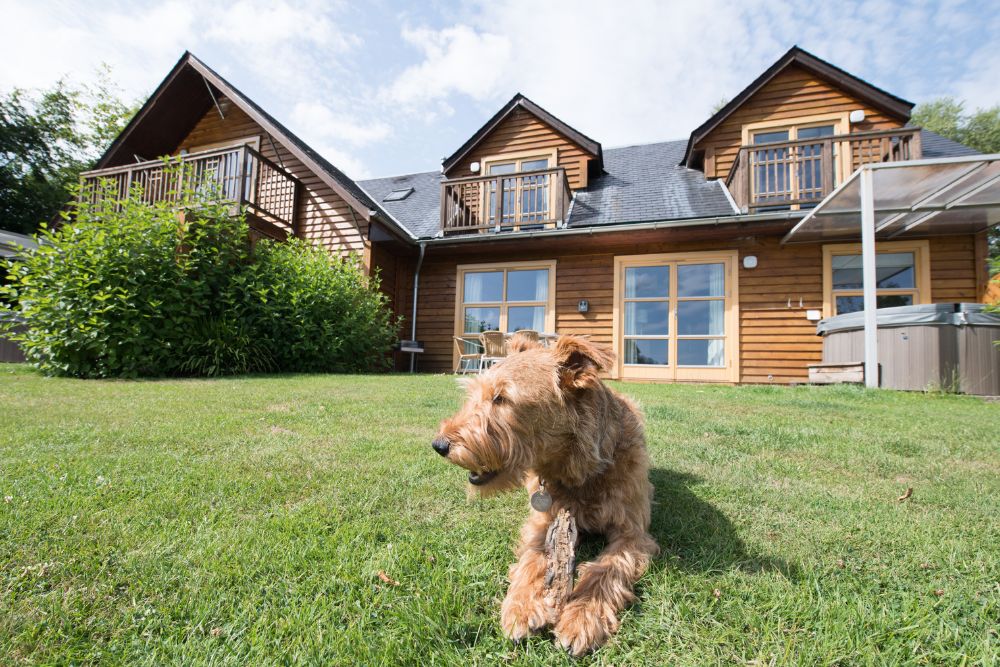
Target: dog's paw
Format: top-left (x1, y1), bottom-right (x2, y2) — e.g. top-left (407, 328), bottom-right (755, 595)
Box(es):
top-left (553, 598), bottom-right (619, 656)
top-left (500, 589), bottom-right (551, 641)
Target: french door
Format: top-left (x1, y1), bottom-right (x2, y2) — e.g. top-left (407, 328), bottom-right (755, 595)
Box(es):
top-left (484, 155), bottom-right (552, 228)
top-left (613, 251), bottom-right (739, 382)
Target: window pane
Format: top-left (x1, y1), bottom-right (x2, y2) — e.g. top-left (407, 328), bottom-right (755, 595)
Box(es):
top-left (677, 300), bottom-right (725, 336)
top-left (753, 130), bottom-right (789, 144)
top-left (464, 307), bottom-right (500, 333)
top-left (835, 294), bottom-right (914, 314)
top-left (507, 306), bottom-right (545, 333)
top-left (488, 162), bottom-right (516, 175)
top-left (832, 252), bottom-right (915, 290)
top-left (677, 263), bottom-right (725, 297)
top-left (625, 266), bottom-right (669, 298)
top-left (520, 158), bottom-right (549, 171)
top-left (624, 339), bottom-right (668, 365)
top-left (464, 271), bottom-right (503, 303)
top-left (507, 269), bottom-right (548, 301)
top-left (797, 125), bottom-right (835, 139)
top-left (625, 301), bottom-right (669, 336)
top-left (677, 339), bottom-right (725, 367)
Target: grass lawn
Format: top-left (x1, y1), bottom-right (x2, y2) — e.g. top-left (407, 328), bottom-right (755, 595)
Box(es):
top-left (1, 364), bottom-right (998, 666)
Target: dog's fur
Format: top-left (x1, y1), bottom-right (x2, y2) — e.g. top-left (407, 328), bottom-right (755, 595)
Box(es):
top-left (433, 334), bottom-right (659, 655)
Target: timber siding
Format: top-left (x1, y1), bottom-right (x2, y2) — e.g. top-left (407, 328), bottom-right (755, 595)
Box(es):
top-left (695, 64), bottom-right (906, 181)
top-left (403, 233), bottom-right (979, 383)
top-left (443, 107), bottom-right (595, 190)
top-left (176, 102), bottom-right (368, 254)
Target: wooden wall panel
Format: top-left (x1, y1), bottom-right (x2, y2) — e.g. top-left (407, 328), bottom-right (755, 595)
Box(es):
top-left (444, 108), bottom-right (594, 190)
top-left (410, 232), bottom-right (980, 384)
top-left (175, 101), bottom-right (367, 255)
top-left (695, 65), bottom-right (906, 180)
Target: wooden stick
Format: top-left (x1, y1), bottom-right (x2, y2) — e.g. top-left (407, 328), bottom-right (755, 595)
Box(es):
top-left (543, 508), bottom-right (577, 623)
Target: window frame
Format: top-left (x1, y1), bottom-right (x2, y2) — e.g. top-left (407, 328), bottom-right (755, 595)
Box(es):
top-left (822, 240), bottom-right (931, 317)
top-left (453, 260), bottom-right (557, 368)
top-left (612, 250), bottom-right (739, 383)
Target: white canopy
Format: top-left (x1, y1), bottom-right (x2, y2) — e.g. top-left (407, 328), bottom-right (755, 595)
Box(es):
top-left (781, 154), bottom-right (1000, 387)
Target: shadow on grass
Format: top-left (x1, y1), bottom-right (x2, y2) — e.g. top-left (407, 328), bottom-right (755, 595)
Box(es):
top-left (646, 467), bottom-right (798, 580)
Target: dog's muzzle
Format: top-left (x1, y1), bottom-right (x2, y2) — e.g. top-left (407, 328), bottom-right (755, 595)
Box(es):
top-left (467, 470), bottom-right (498, 486)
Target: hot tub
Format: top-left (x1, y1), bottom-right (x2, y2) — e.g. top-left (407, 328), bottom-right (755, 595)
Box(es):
top-left (815, 303), bottom-right (1000, 395)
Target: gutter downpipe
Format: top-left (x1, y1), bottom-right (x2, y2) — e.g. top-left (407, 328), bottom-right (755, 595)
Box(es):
top-left (410, 242), bottom-right (426, 373)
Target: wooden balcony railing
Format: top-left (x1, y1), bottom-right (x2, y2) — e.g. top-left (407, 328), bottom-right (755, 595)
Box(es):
top-left (726, 127), bottom-right (922, 213)
top-left (80, 145), bottom-right (300, 237)
top-left (441, 167), bottom-right (571, 234)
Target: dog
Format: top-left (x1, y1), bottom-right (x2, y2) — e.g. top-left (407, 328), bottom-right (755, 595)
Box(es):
top-left (432, 334), bottom-right (658, 656)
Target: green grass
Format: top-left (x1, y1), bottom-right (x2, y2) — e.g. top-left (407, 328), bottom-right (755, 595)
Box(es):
top-left (1, 365), bottom-right (998, 666)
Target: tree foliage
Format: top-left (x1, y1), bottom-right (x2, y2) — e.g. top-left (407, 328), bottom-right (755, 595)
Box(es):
top-left (0, 174), bottom-right (399, 377)
top-left (0, 68), bottom-right (136, 235)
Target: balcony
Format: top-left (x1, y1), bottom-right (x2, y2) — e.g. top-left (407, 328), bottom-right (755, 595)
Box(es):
top-left (441, 167), bottom-right (571, 234)
top-left (727, 128), bottom-right (922, 213)
top-left (80, 145), bottom-right (300, 239)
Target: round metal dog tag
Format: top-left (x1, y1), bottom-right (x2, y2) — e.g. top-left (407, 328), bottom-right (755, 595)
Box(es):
top-left (530, 489), bottom-right (553, 512)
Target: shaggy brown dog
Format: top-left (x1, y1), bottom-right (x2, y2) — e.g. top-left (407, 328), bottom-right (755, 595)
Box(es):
top-left (432, 334), bottom-right (659, 655)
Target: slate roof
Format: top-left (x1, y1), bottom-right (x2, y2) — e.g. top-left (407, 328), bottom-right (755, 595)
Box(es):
top-left (359, 171), bottom-right (444, 239)
top-left (919, 128), bottom-right (980, 158)
top-left (360, 140), bottom-right (737, 240)
top-left (568, 140), bottom-right (735, 227)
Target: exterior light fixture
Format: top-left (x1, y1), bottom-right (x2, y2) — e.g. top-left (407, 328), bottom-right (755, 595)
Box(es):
top-left (470, 161), bottom-right (480, 172)
top-left (577, 299), bottom-right (589, 313)
top-left (849, 109), bottom-right (866, 123)
top-left (742, 255), bottom-right (758, 269)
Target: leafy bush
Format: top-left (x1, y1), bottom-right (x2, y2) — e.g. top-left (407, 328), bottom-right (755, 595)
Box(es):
top-left (0, 177), bottom-right (398, 377)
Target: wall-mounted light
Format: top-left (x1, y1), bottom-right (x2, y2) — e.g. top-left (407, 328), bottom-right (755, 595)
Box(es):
top-left (578, 299), bottom-right (589, 313)
top-left (849, 109), bottom-right (866, 123)
top-left (470, 161), bottom-right (480, 172)
top-left (742, 255), bottom-right (758, 269)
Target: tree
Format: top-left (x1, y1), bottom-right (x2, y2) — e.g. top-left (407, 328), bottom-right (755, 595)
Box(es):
top-left (0, 68), bottom-right (136, 235)
top-left (912, 97), bottom-right (1000, 260)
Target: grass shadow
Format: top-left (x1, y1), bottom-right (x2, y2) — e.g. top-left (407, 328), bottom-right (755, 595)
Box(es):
top-left (647, 467), bottom-right (798, 580)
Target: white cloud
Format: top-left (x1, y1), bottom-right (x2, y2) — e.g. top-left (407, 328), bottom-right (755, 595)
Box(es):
top-left (378, 0), bottom-right (1000, 152)
top-left (383, 25), bottom-right (511, 107)
top-left (290, 102), bottom-right (391, 147)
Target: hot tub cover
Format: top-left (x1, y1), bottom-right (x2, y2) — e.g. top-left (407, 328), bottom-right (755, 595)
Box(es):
top-left (816, 303), bottom-right (1000, 335)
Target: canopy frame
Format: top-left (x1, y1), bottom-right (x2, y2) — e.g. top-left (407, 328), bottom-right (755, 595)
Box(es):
top-left (781, 153), bottom-right (1000, 388)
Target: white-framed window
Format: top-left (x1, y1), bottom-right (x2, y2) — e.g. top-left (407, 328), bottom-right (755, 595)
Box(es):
top-left (822, 240), bottom-right (931, 316)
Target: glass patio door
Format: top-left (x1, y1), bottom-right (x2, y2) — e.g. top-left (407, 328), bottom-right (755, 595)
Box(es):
top-left (486, 156), bottom-right (551, 228)
top-left (616, 252), bottom-right (737, 382)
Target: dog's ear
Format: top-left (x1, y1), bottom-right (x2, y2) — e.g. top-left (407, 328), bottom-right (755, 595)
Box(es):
top-left (551, 335), bottom-right (615, 391)
top-left (508, 332), bottom-right (543, 354)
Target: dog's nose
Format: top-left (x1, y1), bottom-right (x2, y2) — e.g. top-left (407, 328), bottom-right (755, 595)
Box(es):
top-left (431, 437), bottom-right (451, 457)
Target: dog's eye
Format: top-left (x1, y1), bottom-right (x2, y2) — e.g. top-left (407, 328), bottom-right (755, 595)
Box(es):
top-left (493, 394), bottom-right (506, 405)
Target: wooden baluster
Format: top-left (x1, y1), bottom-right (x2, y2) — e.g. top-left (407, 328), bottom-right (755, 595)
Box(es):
top-left (495, 176), bottom-right (503, 232)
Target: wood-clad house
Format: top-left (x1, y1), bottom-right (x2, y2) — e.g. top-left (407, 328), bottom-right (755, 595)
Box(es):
top-left (81, 47), bottom-right (997, 384)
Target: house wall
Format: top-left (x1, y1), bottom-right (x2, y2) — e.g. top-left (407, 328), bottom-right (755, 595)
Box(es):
top-left (694, 64), bottom-right (907, 181)
top-left (443, 107), bottom-right (595, 189)
top-left (405, 230), bottom-right (980, 383)
top-left (175, 102), bottom-right (368, 255)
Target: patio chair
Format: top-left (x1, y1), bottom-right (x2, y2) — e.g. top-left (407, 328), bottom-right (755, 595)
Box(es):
top-left (479, 330), bottom-right (508, 370)
top-left (512, 329), bottom-right (540, 344)
top-left (454, 336), bottom-right (483, 374)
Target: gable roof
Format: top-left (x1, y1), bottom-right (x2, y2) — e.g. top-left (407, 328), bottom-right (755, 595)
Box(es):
top-left (361, 140), bottom-right (735, 240)
top-left (441, 93), bottom-right (603, 173)
top-left (94, 52), bottom-right (385, 225)
top-left (682, 46), bottom-right (915, 167)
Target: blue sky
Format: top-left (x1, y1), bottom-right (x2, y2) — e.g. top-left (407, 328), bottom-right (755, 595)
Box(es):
top-left (2, 0), bottom-right (998, 180)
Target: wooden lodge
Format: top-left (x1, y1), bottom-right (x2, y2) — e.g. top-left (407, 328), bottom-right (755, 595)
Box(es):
top-left (79, 47), bottom-right (998, 385)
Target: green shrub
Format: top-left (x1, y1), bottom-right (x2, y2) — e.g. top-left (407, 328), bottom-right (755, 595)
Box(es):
top-left (0, 177), bottom-right (398, 377)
